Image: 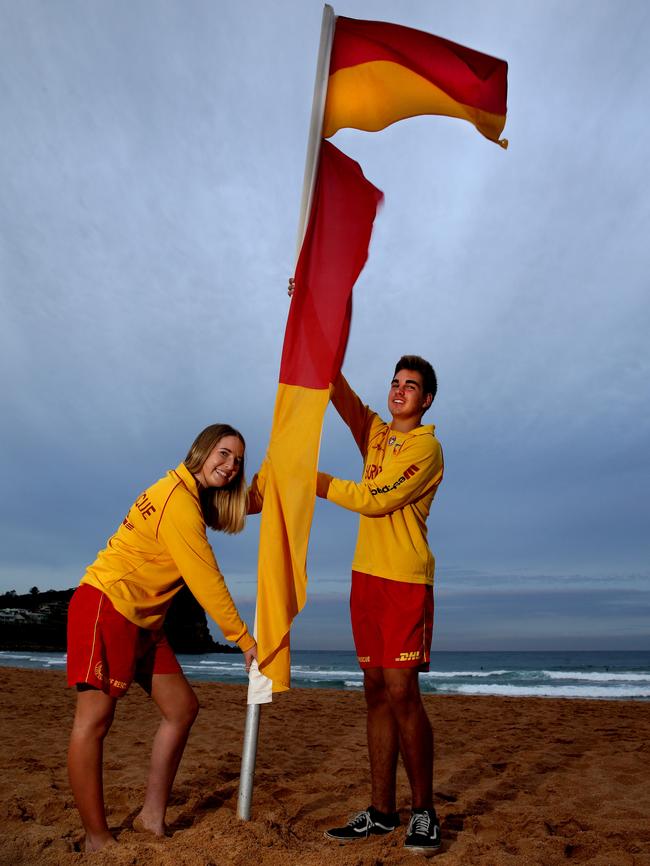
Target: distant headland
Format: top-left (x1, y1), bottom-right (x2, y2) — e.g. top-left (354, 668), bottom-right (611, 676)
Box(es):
top-left (0, 586), bottom-right (238, 654)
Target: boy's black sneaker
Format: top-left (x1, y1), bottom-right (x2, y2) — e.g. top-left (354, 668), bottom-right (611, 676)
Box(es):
top-left (404, 808), bottom-right (442, 856)
top-left (324, 806), bottom-right (400, 842)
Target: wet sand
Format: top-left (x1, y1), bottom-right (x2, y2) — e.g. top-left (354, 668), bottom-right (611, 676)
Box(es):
top-left (1, 666), bottom-right (649, 865)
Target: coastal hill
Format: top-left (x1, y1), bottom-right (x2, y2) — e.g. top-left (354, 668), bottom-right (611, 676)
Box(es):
top-left (0, 586), bottom-right (238, 654)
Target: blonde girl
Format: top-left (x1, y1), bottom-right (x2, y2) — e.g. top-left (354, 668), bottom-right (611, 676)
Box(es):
top-left (67, 424), bottom-right (258, 851)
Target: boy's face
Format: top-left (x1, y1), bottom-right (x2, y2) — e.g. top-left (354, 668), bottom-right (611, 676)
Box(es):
top-left (388, 368), bottom-right (432, 426)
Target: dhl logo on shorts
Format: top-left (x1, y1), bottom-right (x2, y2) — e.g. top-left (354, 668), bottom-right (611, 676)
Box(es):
top-left (395, 650), bottom-right (422, 662)
top-left (357, 655), bottom-right (371, 663)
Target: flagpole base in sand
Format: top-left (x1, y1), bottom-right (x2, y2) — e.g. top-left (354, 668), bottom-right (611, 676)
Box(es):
top-left (237, 702), bottom-right (261, 821)
top-left (238, 659), bottom-right (272, 819)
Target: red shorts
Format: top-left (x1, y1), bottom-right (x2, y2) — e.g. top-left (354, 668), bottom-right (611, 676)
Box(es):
top-left (350, 571), bottom-right (433, 670)
top-left (66, 584), bottom-right (181, 697)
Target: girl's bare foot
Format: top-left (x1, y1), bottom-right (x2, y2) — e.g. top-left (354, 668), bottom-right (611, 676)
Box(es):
top-left (132, 812), bottom-right (166, 837)
top-left (84, 832), bottom-right (117, 852)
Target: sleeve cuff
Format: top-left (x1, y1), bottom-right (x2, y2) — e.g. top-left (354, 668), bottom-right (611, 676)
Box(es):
top-left (316, 472), bottom-right (333, 499)
top-left (237, 631), bottom-right (256, 652)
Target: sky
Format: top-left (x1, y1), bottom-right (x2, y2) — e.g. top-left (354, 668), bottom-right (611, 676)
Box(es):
top-left (1, 0), bottom-right (648, 652)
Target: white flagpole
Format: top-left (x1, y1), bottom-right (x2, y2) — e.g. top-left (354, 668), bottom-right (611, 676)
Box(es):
top-left (237, 3), bottom-right (337, 823)
top-left (237, 624), bottom-right (271, 820)
top-left (236, 700), bottom-right (260, 820)
top-left (295, 3), bottom-right (336, 260)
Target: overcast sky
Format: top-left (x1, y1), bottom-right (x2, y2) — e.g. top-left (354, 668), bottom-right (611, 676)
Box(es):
top-left (1, 0), bottom-right (648, 652)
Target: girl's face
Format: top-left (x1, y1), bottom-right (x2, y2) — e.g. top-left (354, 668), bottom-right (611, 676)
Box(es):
top-left (195, 435), bottom-right (244, 489)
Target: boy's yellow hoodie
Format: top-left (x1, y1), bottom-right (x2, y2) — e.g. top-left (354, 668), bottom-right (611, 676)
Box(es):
top-left (318, 376), bottom-right (443, 585)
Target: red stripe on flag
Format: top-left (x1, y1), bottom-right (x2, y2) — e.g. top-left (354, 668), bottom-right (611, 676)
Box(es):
top-left (329, 17), bottom-right (508, 116)
top-left (280, 141), bottom-right (383, 389)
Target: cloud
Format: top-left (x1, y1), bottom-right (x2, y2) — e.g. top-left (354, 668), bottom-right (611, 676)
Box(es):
top-left (1, 0), bottom-right (649, 650)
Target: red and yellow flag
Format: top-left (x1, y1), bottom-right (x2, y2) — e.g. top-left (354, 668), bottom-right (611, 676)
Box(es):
top-left (323, 16), bottom-right (508, 147)
top-left (256, 141), bottom-right (383, 693)
top-left (253, 13), bottom-right (508, 699)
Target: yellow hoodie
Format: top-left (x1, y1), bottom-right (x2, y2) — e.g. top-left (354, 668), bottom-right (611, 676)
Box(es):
top-left (318, 376), bottom-right (443, 585)
top-left (81, 462), bottom-right (254, 651)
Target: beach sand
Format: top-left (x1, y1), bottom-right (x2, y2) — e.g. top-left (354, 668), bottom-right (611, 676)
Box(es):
top-left (1, 667), bottom-right (649, 866)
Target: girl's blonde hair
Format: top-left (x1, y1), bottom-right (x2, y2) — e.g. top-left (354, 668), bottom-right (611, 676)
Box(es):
top-left (184, 424), bottom-right (247, 534)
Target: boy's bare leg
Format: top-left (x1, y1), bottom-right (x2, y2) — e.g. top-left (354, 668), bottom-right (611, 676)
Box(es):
top-left (68, 688), bottom-right (118, 851)
top-left (383, 667), bottom-right (434, 810)
top-left (363, 668), bottom-right (399, 814)
top-left (133, 673), bottom-right (199, 836)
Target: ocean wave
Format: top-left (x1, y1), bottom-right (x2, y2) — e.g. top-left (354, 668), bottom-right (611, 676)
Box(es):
top-left (293, 668), bottom-right (362, 680)
top-left (194, 665), bottom-right (240, 671)
top-left (423, 669), bottom-right (510, 679)
top-left (38, 656), bottom-right (66, 666)
top-left (0, 652), bottom-right (35, 660)
top-left (182, 664), bottom-right (241, 674)
top-left (298, 676), bottom-right (352, 685)
top-left (0, 652), bottom-right (66, 667)
top-left (541, 670), bottom-right (650, 682)
top-left (449, 683), bottom-right (650, 699)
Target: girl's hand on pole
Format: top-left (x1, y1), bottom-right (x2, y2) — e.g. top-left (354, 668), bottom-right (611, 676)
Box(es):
top-left (243, 643), bottom-right (258, 673)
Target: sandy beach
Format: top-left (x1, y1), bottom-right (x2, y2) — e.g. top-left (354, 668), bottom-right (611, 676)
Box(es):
top-left (1, 666), bottom-right (649, 866)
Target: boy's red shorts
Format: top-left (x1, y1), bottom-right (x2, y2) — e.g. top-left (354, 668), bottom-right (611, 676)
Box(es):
top-left (67, 584), bottom-right (181, 697)
top-left (350, 570), bottom-right (433, 671)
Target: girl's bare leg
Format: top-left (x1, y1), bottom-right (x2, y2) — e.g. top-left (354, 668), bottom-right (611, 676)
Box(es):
top-left (133, 673), bottom-right (199, 835)
top-left (67, 688), bottom-right (118, 851)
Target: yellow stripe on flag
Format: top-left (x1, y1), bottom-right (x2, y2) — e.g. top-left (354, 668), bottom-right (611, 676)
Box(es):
top-left (324, 60), bottom-right (507, 145)
top-left (257, 384), bottom-right (330, 692)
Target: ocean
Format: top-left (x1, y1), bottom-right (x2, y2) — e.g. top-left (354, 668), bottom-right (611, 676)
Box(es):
top-left (1, 648), bottom-right (649, 700)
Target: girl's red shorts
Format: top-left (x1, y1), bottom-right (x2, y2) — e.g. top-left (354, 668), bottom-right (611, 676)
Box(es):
top-left (67, 584), bottom-right (181, 697)
top-left (350, 570), bottom-right (433, 671)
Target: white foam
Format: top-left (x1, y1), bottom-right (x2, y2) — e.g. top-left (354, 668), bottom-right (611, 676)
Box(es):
top-left (542, 670), bottom-right (650, 682)
top-left (449, 683), bottom-right (650, 699)
top-left (39, 656), bottom-right (66, 666)
top-left (183, 664), bottom-right (238, 673)
top-left (423, 669), bottom-right (510, 679)
top-left (0, 652), bottom-right (34, 660)
top-left (293, 668), bottom-right (362, 680)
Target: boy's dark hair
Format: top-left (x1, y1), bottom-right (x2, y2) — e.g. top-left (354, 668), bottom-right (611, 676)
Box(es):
top-left (394, 355), bottom-right (437, 409)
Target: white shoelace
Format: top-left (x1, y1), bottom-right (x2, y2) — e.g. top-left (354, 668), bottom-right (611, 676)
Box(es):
top-left (408, 811), bottom-right (431, 835)
top-left (348, 810), bottom-right (371, 828)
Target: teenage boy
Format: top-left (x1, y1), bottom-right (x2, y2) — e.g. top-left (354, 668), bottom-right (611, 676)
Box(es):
top-left (316, 355), bottom-right (444, 856)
